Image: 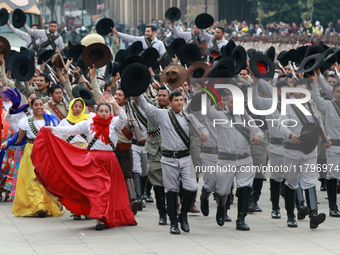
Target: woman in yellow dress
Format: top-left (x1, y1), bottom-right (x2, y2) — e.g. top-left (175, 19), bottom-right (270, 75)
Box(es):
top-left (1, 97), bottom-right (63, 217)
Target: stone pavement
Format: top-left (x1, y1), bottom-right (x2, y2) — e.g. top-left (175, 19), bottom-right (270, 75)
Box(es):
top-left (1, 178), bottom-right (340, 255)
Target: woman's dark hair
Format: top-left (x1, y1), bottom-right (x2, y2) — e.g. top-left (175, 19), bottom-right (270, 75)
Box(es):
top-left (97, 103), bottom-right (112, 113)
top-left (27, 91), bottom-right (39, 98)
top-left (31, 97), bottom-right (42, 106)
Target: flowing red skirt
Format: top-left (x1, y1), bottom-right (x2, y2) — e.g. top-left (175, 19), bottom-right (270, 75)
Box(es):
top-left (30, 127), bottom-right (137, 228)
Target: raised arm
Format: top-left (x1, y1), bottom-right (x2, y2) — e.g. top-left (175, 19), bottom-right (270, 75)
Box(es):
top-left (317, 73), bottom-right (333, 100)
top-left (200, 29), bottom-right (213, 44)
top-left (171, 24), bottom-right (192, 41)
top-left (90, 65), bottom-right (103, 104)
top-left (50, 119), bottom-right (88, 136)
top-left (135, 94), bottom-right (164, 123)
top-left (310, 76), bottom-right (328, 115)
top-left (23, 24), bottom-right (45, 38)
top-left (8, 23), bottom-right (31, 42)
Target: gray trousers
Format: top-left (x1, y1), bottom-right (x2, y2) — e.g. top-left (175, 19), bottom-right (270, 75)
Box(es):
top-left (269, 151), bottom-right (284, 182)
top-left (132, 144), bottom-right (148, 176)
top-left (326, 151), bottom-right (340, 179)
top-left (201, 154), bottom-right (218, 193)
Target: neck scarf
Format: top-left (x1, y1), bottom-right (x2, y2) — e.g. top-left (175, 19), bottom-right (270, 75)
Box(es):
top-left (90, 114), bottom-right (114, 144)
top-left (66, 98), bottom-right (89, 124)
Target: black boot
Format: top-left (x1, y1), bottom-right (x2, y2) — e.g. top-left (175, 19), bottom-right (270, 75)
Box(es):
top-left (215, 193), bottom-right (228, 226)
top-left (249, 178), bottom-right (263, 213)
top-left (296, 185), bottom-right (309, 220)
top-left (225, 194), bottom-right (232, 222)
top-left (327, 179), bottom-right (340, 217)
top-left (280, 180), bottom-right (286, 197)
top-left (178, 190), bottom-right (197, 232)
top-left (132, 173), bottom-right (144, 211)
top-left (154, 186), bottom-right (167, 225)
top-left (236, 186), bottom-right (251, 231)
top-left (145, 176), bottom-right (154, 203)
top-left (166, 191), bottom-right (180, 234)
top-left (125, 178), bottom-right (141, 215)
top-left (270, 179), bottom-right (281, 219)
top-left (305, 186), bottom-right (326, 229)
top-left (200, 187), bottom-right (211, 217)
top-left (319, 178), bottom-right (327, 191)
top-left (284, 185), bottom-right (297, 228)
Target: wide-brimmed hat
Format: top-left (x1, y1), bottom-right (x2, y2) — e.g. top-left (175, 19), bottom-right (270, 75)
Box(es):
top-left (277, 50), bottom-right (287, 63)
top-left (231, 45), bottom-right (247, 75)
top-left (119, 55), bottom-right (145, 75)
top-left (10, 52), bottom-right (35, 82)
top-left (297, 53), bottom-right (324, 74)
top-left (221, 40), bottom-right (236, 58)
top-left (279, 49), bottom-right (297, 66)
top-left (295, 46), bottom-right (308, 65)
top-left (81, 43), bottom-right (111, 68)
top-left (139, 47), bottom-right (159, 68)
top-left (20, 47), bottom-right (35, 61)
top-left (0, 36), bottom-right (11, 58)
top-left (115, 49), bottom-right (127, 63)
top-left (186, 61), bottom-right (210, 83)
top-left (205, 48), bottom-right (222, 62)
top-left (265, 46), bottom-right (275, 63)
top-left (52, 52), bottom-right (70, 68)
top-left (0, 8), bottom-right (9, 26)
top-left (67, 44), bottom-right (85, 61)
top-left (208, 58), bottom-right (235, 78)
top-left (80, 34), bottom-right (105, 47)
top-left (12, 9), bottom-right (26, 28)
top-left (37, 48), bottom-right (54, 64)
top-left (304, 44), bottom-right (325, 58)
top-left (323, 46), bottom-right (340, 64)
top-left (77, 56), bottom-right (88, 75)
top-left (72, 86), bottom-right (96, 105)
top-left (127, 41), bottom-right (143, 56)
top-left (104, 61), bottom-right (112, 82)
top-left (120, 63), bottom-right (151, 96)
top-left (178, 44), bottom-right (201, 67)
top-left (249, 54), bottom-right (275, 79)
top-left (167, 38), bottom-right (186, 58)
top-left (96, 18), bottom-right (114, 36)
top-left (165, 7), bottom-right (181, 21)
top-left (299, 123), bottom-right (320, 155)
top-left (4, 50), bottom-right (17, 71)
top-left (195, 13), bottom-right (214, 29)
top-left (160, 64), bottom-right (187, 89)
top-left (247, 48), bottom-right (256, 59)
top-left (111, 61), bottom-right (119, 76)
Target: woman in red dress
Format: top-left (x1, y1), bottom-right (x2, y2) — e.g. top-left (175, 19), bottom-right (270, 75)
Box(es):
top-left (31, 93), bottom-right (137, 230)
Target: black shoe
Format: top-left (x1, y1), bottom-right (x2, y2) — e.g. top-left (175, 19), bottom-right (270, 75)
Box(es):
top-left (95, 223), bottom-right (105, 230)
top-left (170, 222), bottom-right (181, 234)
top-left (131, 200), bottom-right (140, 215)
top-left (159, 215), bottom-right (167, 225)
top-left (253, 202), bottom-right (262, 212)
top-left (236, 219), bottom-right (250, 231)
top-left (248, 201), bottom-right (255, 213)
top-left (38, 210), bottom-right (46, 218)
top-left (329, 209), bottom-right (340, 217)
top-left (271, 209), bottom-right (281, 219)
top-left (224, 212), bottom-right (232, 222)
top-left (178, 213), bottom-right (190, 232)
top-left (145, 195), bottom-right (154, 203)
top-left (297, 206), bottom-right (309, 220)
top-left (287, 215), bottom-right (298, 228)
top-left (215, 193), bottom-right (227, 226)
top-left (310, 213), bottom-right (326, 229)
top-left (200, 188), bottom-right (211, 217)
top-left (320, 179), bottom-right (327, 191)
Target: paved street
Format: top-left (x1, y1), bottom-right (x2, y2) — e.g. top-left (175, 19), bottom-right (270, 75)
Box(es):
top-left (1, 178), bottom-right (340, 255)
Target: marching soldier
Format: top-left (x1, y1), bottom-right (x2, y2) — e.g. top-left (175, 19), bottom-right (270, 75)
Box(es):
top-left (278, 80), bottom-right (327, 229)
top-left (7, 21), bottom-right (40, 51)
top-left (207, 93), bottom-right (264, 231)
top-left (136, 89), bottom-right (208, 235)
top-left (111, 26), bottom-right (166, 56)
top-left (44, 84), bottom-right (68, 121)
top-left (170, 21), bottom-right (205, 46)
top-left (24, 21), bottom-right (64, 51)
top-left (201, 26), bottom-right (228, 50)
top-left (310, 73), bottom-right (340, 217)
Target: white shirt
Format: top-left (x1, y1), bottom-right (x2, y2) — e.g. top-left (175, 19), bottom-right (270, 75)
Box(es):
top-left (24, 25), bottom-right (64, 50)
top-left (9, 24), bottom-right (40, 49)
top-left (117, 32), bottom-right (165, 56)
top-left (201, 29), bottom-right (228, 50)
top-left (52, 109), bottom-right (127, 151)
top-left (18, 114), bottom-right (59, 139)
top-left (56, 118), bottom-right (88, 144)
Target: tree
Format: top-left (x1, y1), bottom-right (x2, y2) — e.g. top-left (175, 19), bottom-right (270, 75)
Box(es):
top-left (46, 0), bottom-right (56, 21)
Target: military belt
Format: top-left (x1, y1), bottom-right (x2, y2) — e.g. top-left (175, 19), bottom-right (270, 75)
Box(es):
top-left (283, 142), bottom-right (302, 151)
top-left (330, 139), bottom-right (340, 146)
top-left (218, 152), bottom-right (249, 161)
top-left (132, 139), bottom-right (144, 146)
top-left (269, 138), bottom-right (283, 145)
top-left (201, 146), bottom-right (218, 154)
top-left (162, 149), bottom-right (190, 159)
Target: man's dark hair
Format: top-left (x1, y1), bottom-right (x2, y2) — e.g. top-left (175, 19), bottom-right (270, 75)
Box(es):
top-left (116, 87), bottom-right (130, 99)
top-left (157, 85), bottom-right (169, 93)
top-left (104, 81), bottom-right (111, 91)
top-left (146, 25), bottom-right (156, 32)
top-left (169, 90), bottom-right (182, 102)
top-left (333, 82), bottom-right (340, 92)
top-left (216, 26), bottom-right (226, 33)
top-left (276, 80), bottom-right (289, 90)
top-left (49, 84), bottom-right (62, 95)
top-left (49, 21), bottom-right (58, 25)
top-left (38, 73), bottom-right (50, 85)
top-left (32, 24), bottom-right (41, 29)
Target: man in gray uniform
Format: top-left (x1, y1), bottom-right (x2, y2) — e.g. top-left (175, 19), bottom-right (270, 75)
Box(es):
top-left (278, 80), bottom-right (326, 229)
top-left (171, 21), bottom-right (205, 46)
top-left (310, 74), bottom-right (340, 217)
top-left (136, 90), bottom-right (208, 235)
top-left (7, 21), bottom-right (40, 51)
top-left (207, 93), bottom-right (264, 231)
top-left (201, 26), bottom-right (228, 50)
